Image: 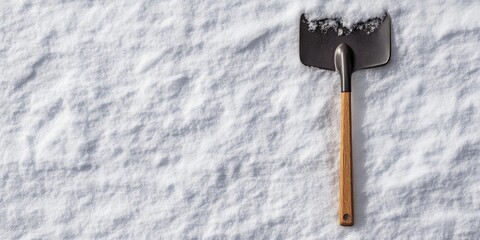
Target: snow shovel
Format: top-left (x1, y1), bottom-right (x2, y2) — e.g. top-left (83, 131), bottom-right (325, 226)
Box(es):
top-left (299, 13), bottom-right (391, 226)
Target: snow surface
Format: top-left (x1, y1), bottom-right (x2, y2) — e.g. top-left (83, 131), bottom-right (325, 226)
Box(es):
top-left (1, 0), bottom-right (480, 239)
top-left (306, 13), bottom-right (384, 35)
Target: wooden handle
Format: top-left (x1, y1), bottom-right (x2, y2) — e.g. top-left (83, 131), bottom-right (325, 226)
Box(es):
top-left (340, 92), bottom-right (353, 226)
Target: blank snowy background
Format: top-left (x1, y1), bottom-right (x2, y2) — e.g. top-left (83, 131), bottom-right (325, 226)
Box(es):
top-left (1, 0), bottom-right (479, 239)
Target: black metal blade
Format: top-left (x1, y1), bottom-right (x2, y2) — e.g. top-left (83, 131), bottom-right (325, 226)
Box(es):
top-left (299, 14), bottom-right (391, 72)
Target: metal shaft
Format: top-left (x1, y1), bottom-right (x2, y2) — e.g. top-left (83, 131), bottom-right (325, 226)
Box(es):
top-left (334, 43), bottom-right (353, 92)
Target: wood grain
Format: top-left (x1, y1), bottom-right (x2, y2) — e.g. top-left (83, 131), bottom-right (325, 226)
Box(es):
top-left (339, 92), bottom-right (354, 226)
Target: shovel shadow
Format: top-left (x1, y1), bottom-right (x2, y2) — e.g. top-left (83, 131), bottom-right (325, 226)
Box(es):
top-left (349, 25), bottom-right (399, 228)
top-left (350, 74), bottom-right (369, 229)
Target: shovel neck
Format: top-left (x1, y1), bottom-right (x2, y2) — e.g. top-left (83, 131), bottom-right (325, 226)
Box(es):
top-left (334, 43), bottom-right (353, 92)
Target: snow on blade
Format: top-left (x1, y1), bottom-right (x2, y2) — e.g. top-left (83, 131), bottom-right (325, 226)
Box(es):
top-left (306, 14), bottom-right (386, 35)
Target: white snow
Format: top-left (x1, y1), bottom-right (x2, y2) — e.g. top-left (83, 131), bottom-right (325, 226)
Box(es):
top-left (305, 13), bottom-right (384, 35)
top-left (1, 0), bottom-right (480, 239)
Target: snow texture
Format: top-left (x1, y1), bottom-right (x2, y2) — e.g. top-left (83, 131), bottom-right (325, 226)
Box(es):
top-left (306, 14), bottom-right (384, 35)
top-left (1, 0), bottom-right (480, 239)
